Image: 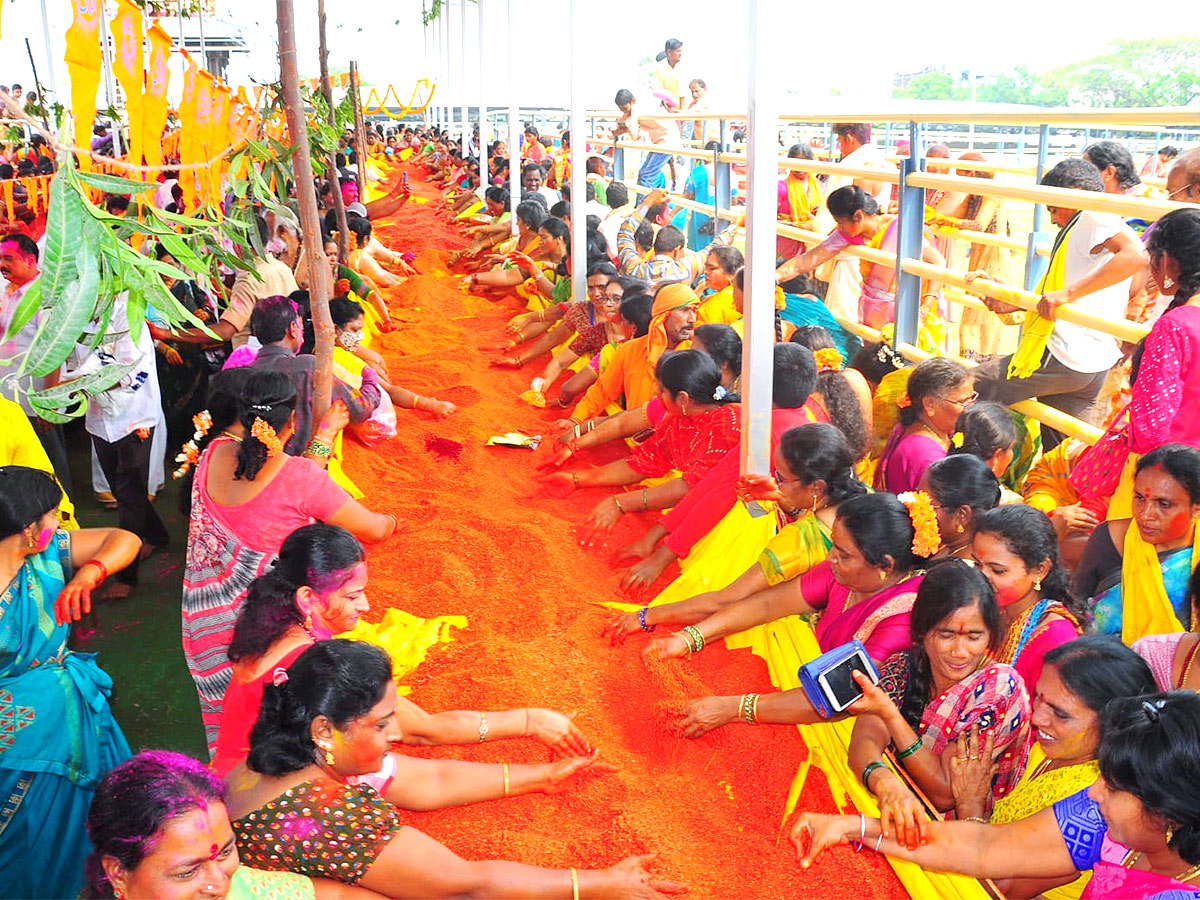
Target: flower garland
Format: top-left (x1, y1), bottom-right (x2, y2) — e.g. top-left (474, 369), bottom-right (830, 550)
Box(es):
top-left (897, 490), bottom-right (942, 558)
top-left (813, 347), bottom-right (844, 373)
top-left (250, 417), bottom-right (284, 457)
top-left (172, 410), bottom-right (212, 480)
top-left (896, 392), bottom-right (912, 409)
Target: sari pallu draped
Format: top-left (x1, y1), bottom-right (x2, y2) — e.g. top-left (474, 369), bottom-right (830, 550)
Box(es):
top-left (876, 652), bottom-right (1031, 807)
top-left (0, 532), bottom-right (131, 899)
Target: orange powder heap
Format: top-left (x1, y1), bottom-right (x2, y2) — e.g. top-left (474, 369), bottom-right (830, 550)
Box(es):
top-left (338, 167), bottom-right (908, 899)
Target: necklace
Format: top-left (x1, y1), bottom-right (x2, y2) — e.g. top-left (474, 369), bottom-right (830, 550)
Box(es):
top-left (1121, 851), bottom-right (1200, 884)
top-left (998, 598), bottom-right (1052, 665)
top-left (915, 416), bottom-right (949, 446)
top-left (220, 430), bottom-right (243, 443)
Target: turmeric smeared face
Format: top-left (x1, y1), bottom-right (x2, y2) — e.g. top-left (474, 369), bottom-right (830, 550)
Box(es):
top-left (1132, 465), bottom-right (1200, 550)
top-left (332, 680), bottom-right (403, 776)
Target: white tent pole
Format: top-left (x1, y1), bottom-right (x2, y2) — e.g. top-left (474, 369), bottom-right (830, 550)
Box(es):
top-left (568, 0), bottom-right (585, 304)
top-left (739, 0), bottom-right (779, 477)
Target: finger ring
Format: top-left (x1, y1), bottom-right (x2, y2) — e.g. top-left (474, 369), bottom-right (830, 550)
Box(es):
top-left (969, 754), bottom-right (979, 760)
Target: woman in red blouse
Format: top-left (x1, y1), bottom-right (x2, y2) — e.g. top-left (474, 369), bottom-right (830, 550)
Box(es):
top-left (539, 350), bottom-right (740, 535)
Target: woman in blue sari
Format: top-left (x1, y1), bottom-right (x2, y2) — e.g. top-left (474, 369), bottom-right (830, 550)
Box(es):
top-left (0, 466), bottom-right (140, 899)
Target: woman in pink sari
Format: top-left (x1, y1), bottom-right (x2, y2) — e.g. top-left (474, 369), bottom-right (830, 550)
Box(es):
top-left (643, 492), bottom-right (938, 737)
top-left (793, 692), bottom-right (1200, 900)
top-left (182, 370), bottom-right (395, 754)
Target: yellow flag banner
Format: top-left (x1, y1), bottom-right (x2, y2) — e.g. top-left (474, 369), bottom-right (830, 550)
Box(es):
top-left (63, 0), bottom-right (103, 168)
top-left (110, 0), bottom-right (145, 179)
top-left (177, 49), bottom-right (201, 210)
top-left (193, 69), bottom-right (216, 205)
top-left (141, 22), bottom-right (173, 182)
top-left (208, 82), bottom-right (232, 210)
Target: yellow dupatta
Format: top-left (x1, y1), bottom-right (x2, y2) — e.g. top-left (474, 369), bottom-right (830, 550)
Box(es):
top-left (785, 173), bottom-right (821, 227)
top-left (1008, 212), bottom-right (1078, 379)
top-left (1121, 519), bottom-right (1197, 643)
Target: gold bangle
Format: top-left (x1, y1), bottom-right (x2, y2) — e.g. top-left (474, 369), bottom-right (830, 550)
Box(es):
top-left (962, 816), bottom-right (988, 824)
top-left (613, 495), bottom-right (625, 514)
top-left (572, 471), bottom-right (579, 487)
top-left (642, 487), bottom-right (649, 510)
top-left (502, 762), bottom-right (510, 797)
top-left (570, 868), bottom-right (579, 900)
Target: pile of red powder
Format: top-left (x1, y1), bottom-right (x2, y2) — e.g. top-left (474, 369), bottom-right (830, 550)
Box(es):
top-left (339, 169), bottom-right (908, 899)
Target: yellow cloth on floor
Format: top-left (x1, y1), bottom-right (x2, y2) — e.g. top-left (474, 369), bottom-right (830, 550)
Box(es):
top-left (338, 607), bottom-right (467, 695)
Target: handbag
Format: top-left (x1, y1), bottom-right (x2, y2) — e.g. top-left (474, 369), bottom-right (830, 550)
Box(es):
top-left (798, 640), bottom-right (880, 719)
top-left (1068, 403), bottom-right (1131, 503)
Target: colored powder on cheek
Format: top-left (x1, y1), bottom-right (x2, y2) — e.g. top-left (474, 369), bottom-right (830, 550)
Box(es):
top-left (334, 168), bottom-right (908, 899)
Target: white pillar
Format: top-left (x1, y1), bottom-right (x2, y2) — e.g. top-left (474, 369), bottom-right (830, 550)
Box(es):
top-left (443, 6), bottom-right (451, 130)
top-left (459, 0), bottom-right (468, 148)
top-left (739, 0), bottom-right (779, 476)
top-left (568, 0), bottom-right (585, 304)
top-left (506, 0), bottom-right (519, 235)
top-left (38, 0), bottom-right (59, 101)
top-left (477, 0), bottom-right (487, 184)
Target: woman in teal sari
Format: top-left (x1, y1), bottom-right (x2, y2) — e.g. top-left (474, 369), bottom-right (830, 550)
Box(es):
top-left (0, 466), bottom-right (141, 899)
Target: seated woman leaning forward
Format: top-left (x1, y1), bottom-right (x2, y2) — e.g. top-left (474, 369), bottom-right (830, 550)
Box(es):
top-left (83, 750), bottom-right (379, 899)
top-left (602, 422), bottom-right (864, 643)
top-left (213, 523), bottom-right (592, 777)
top-left (848, 560), bottom-right (1031, 846)
top-left (644, 491), bottom-right (940, 738)
top-left (1072, 443), bottom-right (1200, 642)
top-left (793, 691), bottom-right (1200, 900)
top-left (949, 636), bottom-right (1156, 900)
top-left (226, 640), bottom-right (686, 899)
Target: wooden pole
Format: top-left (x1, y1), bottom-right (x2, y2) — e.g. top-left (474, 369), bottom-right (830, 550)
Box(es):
top-left (318, 0), bottom-right (350, 262)
top-left (349, 61), bottom-right (367, 200)
top-left (276, 0), bottom-right (335, 422)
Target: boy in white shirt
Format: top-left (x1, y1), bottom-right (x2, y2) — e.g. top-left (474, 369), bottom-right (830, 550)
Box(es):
top-left (972, 159), bottom-right (1147, 447)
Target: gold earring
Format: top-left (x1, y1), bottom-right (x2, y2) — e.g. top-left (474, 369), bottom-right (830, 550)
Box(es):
top-left (1033, 578), bottom-right (1042, 592)
top-left (25, 530), bottom-right (35, 549)
top-left (318, 741), bottom-right (335, 766)
top-left (304, 614), bottom-right (314, 634)
top-left (956, 523), bottom-right (965, 534)
top-left (1167, 824), bottom-right (1175, 845)
top-left (879, 569), bottom-right (888, 582)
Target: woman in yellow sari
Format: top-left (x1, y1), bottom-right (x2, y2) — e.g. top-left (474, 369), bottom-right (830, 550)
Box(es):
top-left (947, 636), bottom-right (1156, 900)
top-left (601, 423), bottom-right (865, 642)
top-left (1071, 444), bottom-right (1200, 642)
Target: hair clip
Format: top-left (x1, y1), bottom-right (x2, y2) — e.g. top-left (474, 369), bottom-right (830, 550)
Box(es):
top-left (272, 667), bottom-right (290, 687)
top-left (1141, 698), bottom-right (1166, 722)
top-left (713, 385), bottom-right (728, 401)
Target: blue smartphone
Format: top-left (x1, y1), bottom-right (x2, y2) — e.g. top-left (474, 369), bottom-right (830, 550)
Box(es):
top-left (402, 171), bottom-right (409, 184)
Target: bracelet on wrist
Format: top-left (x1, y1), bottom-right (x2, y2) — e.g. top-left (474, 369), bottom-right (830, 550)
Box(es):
top-left (961, 816), bottom-right (989, 824)
top-left (641, 487), bottom-right (649, 511)
top-left (740, 692), bottom-right (760, 724)
top-left (895, 737), bottom-right (923, 760)
top-left (82, 558), bottom-right (109, 583)
top-left (305, 438), bottom-right (333, 459)
top-left (638, 607), bottom-right (656, 632)
top-left (681, 624), bottom-right (706, 653)
top-left (613, 495), bottom-right (625, 514)
top-left (861, 760), bottom-right (888, 789)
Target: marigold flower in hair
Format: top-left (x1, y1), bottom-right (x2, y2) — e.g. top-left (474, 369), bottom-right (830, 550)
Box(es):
top-left (250, 417), bottom-right (284, 457)
top-left (897, 490), bottom-right (941, 558)
top-left (192, 410), bottom-right (212, 436)
top-left (172, 440), bottom-right (202, 480)
top-left (813, 347), bottom-right (844, 373)
top-left (896, 392), bottom-right (912, 409)
top-left (952, 431), bottom-right (965, 448)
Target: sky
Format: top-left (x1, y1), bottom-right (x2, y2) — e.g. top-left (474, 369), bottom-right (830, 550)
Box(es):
top-left (1, 0), bottom-right (1192, 115)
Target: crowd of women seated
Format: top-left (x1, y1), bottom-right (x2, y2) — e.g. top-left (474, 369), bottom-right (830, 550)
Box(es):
top-left (6, 120), bottom-right (1200, 899)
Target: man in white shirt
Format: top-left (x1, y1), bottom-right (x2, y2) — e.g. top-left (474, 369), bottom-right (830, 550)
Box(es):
top-left (613, 88), bottom-right (680, 189)
top-left (811, 123), bottom-right (894, 323)
top-left (598, 182), bottom-right (633, 260)
top-left (973, 159), bottom-right (1147, 446)
top-left (0, 233), bottom-right (74, 496)
top-left (66, 294), bottom-right (169, 592)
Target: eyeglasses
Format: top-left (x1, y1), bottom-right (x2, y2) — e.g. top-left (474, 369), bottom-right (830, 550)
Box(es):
top-left (940, 391), bottom-right (978, 409)
top-left (1166, 183), bottom-right (1197, 202)
top-left (772, 467), bottom-right (802, 486)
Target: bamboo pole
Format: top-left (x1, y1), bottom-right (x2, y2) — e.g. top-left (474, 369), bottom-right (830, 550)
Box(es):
top-left (276, 0), bottom-right (335, 423)
top-left (350, 61), bottom-right (367, 200)
top-left (317, 0), bottom-right (350, 262)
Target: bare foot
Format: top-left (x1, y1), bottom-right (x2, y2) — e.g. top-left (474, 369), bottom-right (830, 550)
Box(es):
top-left (97, 582), bottom-right (134, 601)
